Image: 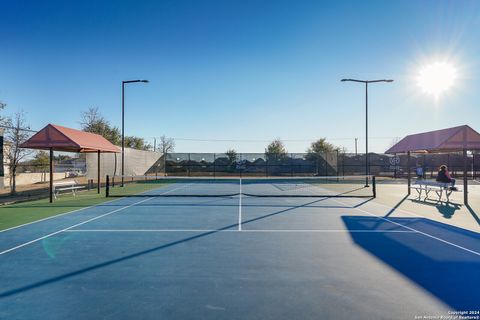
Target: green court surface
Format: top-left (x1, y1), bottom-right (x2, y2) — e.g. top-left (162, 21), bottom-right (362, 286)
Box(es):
top-left (0, 191), bottom-right (108, 231)
top-left (0, 181), bottom-right (172, 231)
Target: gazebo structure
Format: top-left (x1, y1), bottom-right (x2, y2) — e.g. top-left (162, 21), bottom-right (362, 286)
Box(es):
top-left (20, 124), bottom-right (119, 202)
top-left (385, 125), bottom-right (480, 205)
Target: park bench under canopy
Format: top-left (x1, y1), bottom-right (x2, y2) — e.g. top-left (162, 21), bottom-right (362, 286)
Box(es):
top-left (20, 124), bottom-right (119, 202)
top-left (385, 125), bottom-right (480, 204)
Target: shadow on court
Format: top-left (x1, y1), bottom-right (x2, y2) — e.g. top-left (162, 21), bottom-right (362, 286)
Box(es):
top-left (0, 196), bottom-right (347, 299)
top-left (466, 204), bottom-right (480, 226)
top-left (409, 198), bottom-right (463, 219)
top-left (342, 216), bottom-right (480, 311)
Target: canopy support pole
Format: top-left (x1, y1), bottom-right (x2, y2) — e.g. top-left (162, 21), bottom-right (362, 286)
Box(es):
top-left (463, 149), bottom-right (468, 205)
top-left (97, 150), bottom-right (101, 194)
top-left (407, 151), bottom-right (411, 195)
top-left (49, 148), bottom-right (54, 203)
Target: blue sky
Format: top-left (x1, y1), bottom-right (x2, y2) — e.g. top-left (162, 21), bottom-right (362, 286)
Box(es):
top-left (1, 0), bottom-right (480, 153)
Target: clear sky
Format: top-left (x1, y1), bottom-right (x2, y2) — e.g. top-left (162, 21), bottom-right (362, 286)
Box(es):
top-left (1, 0), bottom-right (480, 153)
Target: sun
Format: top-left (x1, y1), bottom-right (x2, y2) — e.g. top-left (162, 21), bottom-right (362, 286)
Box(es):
top-left (416, 61), bottom-right (458, 98)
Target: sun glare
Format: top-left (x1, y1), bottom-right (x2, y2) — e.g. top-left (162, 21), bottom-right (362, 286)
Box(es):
top-left (416, 61), bottom-right (457, 98)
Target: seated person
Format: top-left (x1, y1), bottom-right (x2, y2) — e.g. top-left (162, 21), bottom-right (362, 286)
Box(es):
top-left (436, 165), bottom-right (456, 190)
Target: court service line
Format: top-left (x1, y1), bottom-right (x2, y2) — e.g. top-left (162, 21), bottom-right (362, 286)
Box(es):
top-left (0, 181), bottom-right (192, 234)
top-left (332, 198), bottom-right (480, 257)
top-left (0, 184), bottom-right (192, 255)
top-left (0, 197), bottom-right (122, 234)
top-left (65, 229), bottom-right (415, 233)
top-left (0, 197), bottom-right (153, 256)
top-left (238, 179), bottom-right (242, 231)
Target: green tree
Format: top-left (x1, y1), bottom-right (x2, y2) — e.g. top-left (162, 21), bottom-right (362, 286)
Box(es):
top-left (80, 107), bottom-right (151, 149)
top-left (32, 151), bottom-right (50, 171)
top-left (265, 139), bottom-right (288, 161)
top-left (306, 138), bottom-right (338, 157)
top-left (124, 136), bottom-right (152, 150)
top-left (80, 107), bottom-right (121, 145)
top-left (225, 149), bottom-right (238, 166)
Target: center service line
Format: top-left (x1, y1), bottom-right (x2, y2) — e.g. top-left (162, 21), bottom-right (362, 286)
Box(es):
top-left (238, 178), bottom-right (242, 231)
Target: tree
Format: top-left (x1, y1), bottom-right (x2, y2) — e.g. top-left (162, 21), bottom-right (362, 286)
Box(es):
top-left (158, 135), bottom-right (175, 154)
top-left (80, 107), bottom-right (151, 150)
top-left (225, 149), bottom-right (238, 165)
top-left (306, 138), bottom-right (337, 155)
top-left (80, 107), bottom-right (121, 145)
top-left (124, 136), bottom-right (152, 150)
top-left (265, 139), bottom-right (288, 161)
top-left (32, 151), bottom-right (50, 171)
top-left (4, 112), bottom-right (32, 194)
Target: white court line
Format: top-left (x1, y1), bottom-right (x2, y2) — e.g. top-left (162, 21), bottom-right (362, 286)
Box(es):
top-left (332, 198), bottom-right (480, 257)
top-left (0, 179), bottom-right (192, 234)
top-left (0, 197), bottom-right (153, 256)
top-left (0, 197), bottom-right (122, 234)
top-left (0, 184), bottom-right (188, 256)
top-left (238, 178), bottom-right (242, 231)
top-left (65, 229), bottom-right (415, 233)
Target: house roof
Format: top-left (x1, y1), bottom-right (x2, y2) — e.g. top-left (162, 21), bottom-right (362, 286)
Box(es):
top-left (385, 125), bottom-right (480, 154)
top-left (20, 124), bottom-right (119, 153)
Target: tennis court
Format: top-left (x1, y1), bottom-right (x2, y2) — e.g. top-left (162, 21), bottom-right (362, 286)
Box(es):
top-left (0, 177), bottom-right (479, 319)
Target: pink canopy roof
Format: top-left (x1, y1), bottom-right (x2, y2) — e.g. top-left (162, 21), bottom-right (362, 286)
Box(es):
top-left (385, 125), bottom-right (480, 154)
top-left (20, 124), bottom-right (119, 153)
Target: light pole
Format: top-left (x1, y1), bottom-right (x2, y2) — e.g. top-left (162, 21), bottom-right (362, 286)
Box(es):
top-left (341, 78), bottom-right (393, 186)
top-left (121, 79), bottom-right (149, 186)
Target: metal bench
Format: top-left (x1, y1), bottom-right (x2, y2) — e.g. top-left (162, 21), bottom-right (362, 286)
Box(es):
top-left (412, 180), bottom-right (454, 202)
top-left (52, 180), bottom-right (85, 199)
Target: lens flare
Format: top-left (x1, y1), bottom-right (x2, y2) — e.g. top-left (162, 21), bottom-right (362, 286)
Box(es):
top-left (416, 62), bottom-right (457, 98)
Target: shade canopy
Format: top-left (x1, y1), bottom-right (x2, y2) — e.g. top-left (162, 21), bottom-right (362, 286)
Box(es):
top-left (385, 125), bottom-right (480, 154)
top-left (20, 124), bottom-right (119, 153)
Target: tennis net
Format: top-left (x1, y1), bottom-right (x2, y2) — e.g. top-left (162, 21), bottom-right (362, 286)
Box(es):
top-left (105, 175), bottom-right (376, 198)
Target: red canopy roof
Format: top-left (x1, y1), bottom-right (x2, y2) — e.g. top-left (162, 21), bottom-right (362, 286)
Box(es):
top-left (385, 125), bottom-right (480, 154)
top-left (20, 124), bottom-right (119, 153)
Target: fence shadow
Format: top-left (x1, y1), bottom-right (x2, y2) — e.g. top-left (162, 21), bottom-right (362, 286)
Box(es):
top-left (342, 216), bottom-right (480, 310)
top-left (0, 197), bottom-right (334, 298)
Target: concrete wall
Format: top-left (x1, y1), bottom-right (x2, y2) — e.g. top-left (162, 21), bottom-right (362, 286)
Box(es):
top-left (86, 147), bottom-right (163, 179)
top-left (4, 172), bottom-right (68, 186)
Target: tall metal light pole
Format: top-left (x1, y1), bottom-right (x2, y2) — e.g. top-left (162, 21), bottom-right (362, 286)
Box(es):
top-left (341, 78), bottom-right (393, 186)
top-left (121, 79), bottom-right (149, 186)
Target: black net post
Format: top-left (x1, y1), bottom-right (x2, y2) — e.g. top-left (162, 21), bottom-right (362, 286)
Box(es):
top-left (407, 151), bottom-right (411, 195)
top-left (106, 175), bottom-right (110, 198)
top-left (372, 176), bottom-right (376, 198)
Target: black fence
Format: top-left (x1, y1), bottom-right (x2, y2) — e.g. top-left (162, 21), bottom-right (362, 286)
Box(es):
top-left (163, 152), bottom-right (480, 179)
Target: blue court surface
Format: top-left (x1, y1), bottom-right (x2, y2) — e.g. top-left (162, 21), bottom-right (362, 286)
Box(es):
top-left (1, 187), bottom-right (479, 319)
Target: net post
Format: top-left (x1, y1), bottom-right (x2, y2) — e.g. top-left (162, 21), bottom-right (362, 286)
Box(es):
top-left (106, 175), bottom-right (110, 198)
top-left (407, 151), bottom-right (411, 195)
top-left (372, 175), bottom-right (376, 198)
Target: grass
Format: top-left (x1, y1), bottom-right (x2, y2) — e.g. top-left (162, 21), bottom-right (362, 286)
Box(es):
top-left (0, 190), bottom-right (111, 231)
top-left (0, 182), bottom-right (169, 231)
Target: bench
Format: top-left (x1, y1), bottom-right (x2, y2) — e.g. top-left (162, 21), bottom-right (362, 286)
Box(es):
top-left (412, 180), bottom-right (454, 202)
top-left (52, 180), bottom-right (85, 199)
